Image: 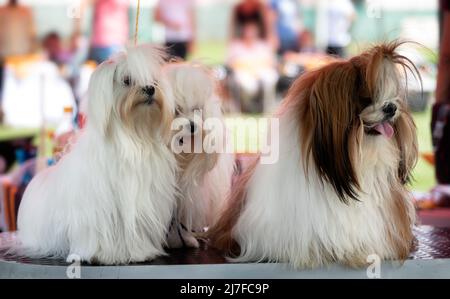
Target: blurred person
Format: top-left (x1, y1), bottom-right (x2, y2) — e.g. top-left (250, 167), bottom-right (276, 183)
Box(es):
top-left (299, 29), bottom-right (318, 53)
top-left (0, 0), bottom-right (36, 58)
top-left (275, 29), bottom-right (328, 99)
top-left (227, 21), bottom-right (278, 113)
top-left (270, 0), bottom-right (302, 55)
top-left (0, 0), bottom-right (36, 108)
top-left (42, 32), bottom-right (88, 105)
top-left (154, 0), bottom-right (196, 60)
top-left (0, 59), bottom-right (3, 122)
top-left (74, 0), bottom-right (130, 64)
top-left (230, 0), bottom-right (274, 45)
top-left (420, 0), bottom-right (450, 208)
top-left (325, 0), bottom-right (355, 57)
top-left (42, 32), bottom-right (74, 67)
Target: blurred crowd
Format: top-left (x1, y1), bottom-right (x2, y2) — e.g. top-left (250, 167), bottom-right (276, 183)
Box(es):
top-left (0, 0), bottom-right (358, 231)
top-left (0, 0), bottom-right (357, 120)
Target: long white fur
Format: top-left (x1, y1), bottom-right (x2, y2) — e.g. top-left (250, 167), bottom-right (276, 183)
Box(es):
top-left (15, 45), bottom-right (178, 264)
top-left (231, 59), bottom-right (416, 268)
top-left (165, 63), bottom-right (234, 247)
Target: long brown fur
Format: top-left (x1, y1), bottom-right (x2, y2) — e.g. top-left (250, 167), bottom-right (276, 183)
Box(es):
top-left (208, 41), bottom-right (420, 259)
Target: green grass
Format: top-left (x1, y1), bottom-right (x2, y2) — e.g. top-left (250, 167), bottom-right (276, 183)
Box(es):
top-left (410, 108), bottom-right (436, 191)
top-left (0, 127), bottom-right (39, 142)
top-left (189, 41), bottom-right (226, 65)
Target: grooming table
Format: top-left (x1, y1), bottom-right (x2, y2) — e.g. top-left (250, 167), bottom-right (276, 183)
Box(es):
top-left (1, 225), bottom-right (450, 279)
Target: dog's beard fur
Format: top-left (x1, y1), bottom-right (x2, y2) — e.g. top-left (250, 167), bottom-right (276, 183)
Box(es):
top-left (165, 63), bottom-right (234, 248)
top-left (208, 41), bottom-right (419, 268)
top-left (14, 45), bottom-right (178, 264)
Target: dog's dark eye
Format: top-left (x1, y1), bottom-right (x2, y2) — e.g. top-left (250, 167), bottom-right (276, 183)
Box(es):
top-left (360, 96), bottom-right (372, 108)
top-left (123, 76), bottom-right (131, 86)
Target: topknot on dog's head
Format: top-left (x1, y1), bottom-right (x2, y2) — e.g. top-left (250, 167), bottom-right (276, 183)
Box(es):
top-left (164, 62), bottom-right (222, 120)
top-left (165, 62), bottom-right (216, 104)
top-left (102, 44), bottom-right (167, 87)
top-left (349, 40), bottom-right (422, 100)
top-left (123, 44), bottom-right (167, 86)
top-left (87, 44), bottom-right (171, 137)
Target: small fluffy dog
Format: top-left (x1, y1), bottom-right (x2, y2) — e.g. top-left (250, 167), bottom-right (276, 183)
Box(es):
top-left (16, 45), bottom-right (178, 264)
top-left (208, 42), bottom-right (419, 268)
top-left (165, 63), bottom-right (234, 248)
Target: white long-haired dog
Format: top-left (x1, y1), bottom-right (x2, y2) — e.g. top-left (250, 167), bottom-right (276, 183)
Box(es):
top-left (208, 42), bottom-right (420, 268)
top-left (165, 63), bottom-right (234, 248)
top-left (15, 45), bottom-right (178, 264)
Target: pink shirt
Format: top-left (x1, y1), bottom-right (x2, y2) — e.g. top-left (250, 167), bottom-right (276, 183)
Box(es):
top-left (158, 0), bottom-right (194, 42)
top-left (91, 0), bottom-right (129, 47)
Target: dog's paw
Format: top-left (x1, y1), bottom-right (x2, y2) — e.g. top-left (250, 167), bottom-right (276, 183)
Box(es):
top-left (182, 232), bottom-right (200, 248)
top-left (166, 220), bottom-right (200, 249)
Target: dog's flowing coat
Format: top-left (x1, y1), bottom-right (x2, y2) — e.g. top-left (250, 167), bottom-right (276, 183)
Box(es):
top-left (208, 42), bottom-right (419, 268)
top-left (165, 63), bottom-right (234, 248)
top-left (16, 45), bottom-right (178, 264)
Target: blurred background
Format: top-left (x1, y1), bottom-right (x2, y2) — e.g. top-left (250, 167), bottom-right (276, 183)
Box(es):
top-left (0, 0), bottom-right (448, 231)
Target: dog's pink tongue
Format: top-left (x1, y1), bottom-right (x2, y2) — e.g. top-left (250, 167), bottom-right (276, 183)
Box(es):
top-left (374, 122), bottom-right (394, 138)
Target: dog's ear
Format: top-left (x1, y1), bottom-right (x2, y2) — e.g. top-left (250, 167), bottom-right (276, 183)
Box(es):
top-left (394, 104), bottom-right (418, 184)
top-left (306, 62), bottom-right (362, 203)
top-left (157, 76), bottom-right (176, 143)
top-left (364, 41), bottom-right (420, 184)
top-left (87, 61), bottom-right (116, 136)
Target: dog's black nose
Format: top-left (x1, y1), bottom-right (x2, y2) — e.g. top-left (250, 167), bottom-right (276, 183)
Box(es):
top-left (189, 121), bottom-right (197, 134)
top-left (382, 103), bottom-right (397, 117)
top-left (142, 86), bottom-right (155, 97)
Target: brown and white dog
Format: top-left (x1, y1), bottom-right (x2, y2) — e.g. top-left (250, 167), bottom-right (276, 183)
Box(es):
top-left (208, 41), bottom-right (420, 268)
